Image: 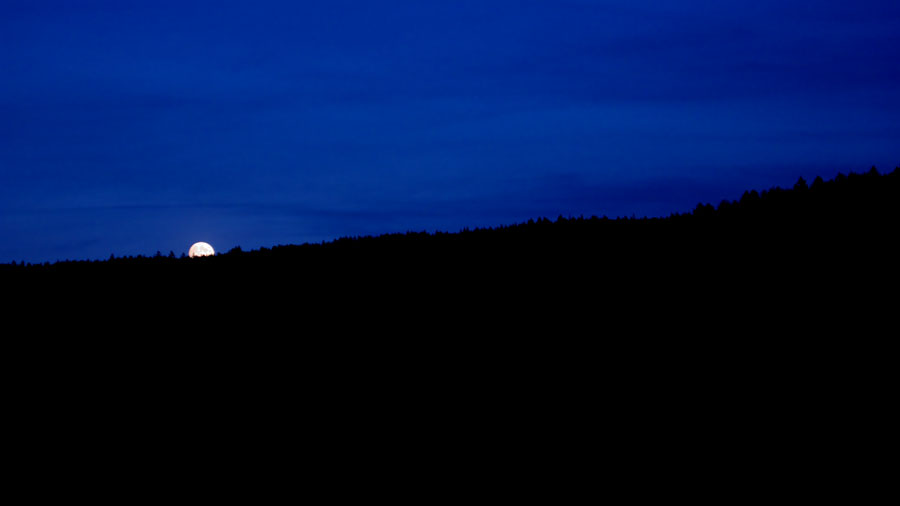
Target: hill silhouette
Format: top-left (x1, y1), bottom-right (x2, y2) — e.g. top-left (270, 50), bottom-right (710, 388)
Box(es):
top-left (7, 166), bottom-right (899, 297)
top-left (5, 166), bottom-right (897, 333)
top-left (5, 167), bottom-right (896, 489)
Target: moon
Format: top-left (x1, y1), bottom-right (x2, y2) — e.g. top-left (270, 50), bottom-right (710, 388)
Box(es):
top-left (189, 242), bottom-right (215, 258)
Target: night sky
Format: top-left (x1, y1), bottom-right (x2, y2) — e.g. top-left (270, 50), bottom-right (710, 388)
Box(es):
top-left (2, 1), bottom-right (898, 263)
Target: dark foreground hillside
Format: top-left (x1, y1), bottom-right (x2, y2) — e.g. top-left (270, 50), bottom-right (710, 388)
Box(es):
top-left (6, 166), bottom-right (898, 371)
top-left (7, 166), bottom-right (898, 324)
top-left (4, 168), bottom-right (897, 494)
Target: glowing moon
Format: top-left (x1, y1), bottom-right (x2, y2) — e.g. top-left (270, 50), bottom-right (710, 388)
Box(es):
top-left (188, 242), bottom-right (215, 258)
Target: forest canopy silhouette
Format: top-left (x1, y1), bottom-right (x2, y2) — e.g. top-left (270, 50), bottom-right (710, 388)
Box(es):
top-left (6, 166), bottom-right (897, 267)
top-left (8, 168), bottom-right (894, 495)
top-left (5, 166), bottom-right (897, 378)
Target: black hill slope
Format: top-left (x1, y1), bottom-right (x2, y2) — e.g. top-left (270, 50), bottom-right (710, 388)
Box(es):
top-left (4, 166), bottom-right (898, 331)
top-left (4, 167), bottom-right (896, 483)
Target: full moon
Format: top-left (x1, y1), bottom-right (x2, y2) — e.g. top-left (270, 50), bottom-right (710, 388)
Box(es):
top-left (189, 242), bottom-right (215, 258)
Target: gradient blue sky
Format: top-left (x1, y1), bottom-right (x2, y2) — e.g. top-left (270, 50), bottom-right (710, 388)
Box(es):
top-left (2, 0), bottom-right (898, 262)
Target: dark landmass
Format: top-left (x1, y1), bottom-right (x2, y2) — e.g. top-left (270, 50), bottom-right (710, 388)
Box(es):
top-left (5, 167), bottom-right (896, 487)
top-left (3, 169), bottom-right (895, 346)
top-left (6, 166), bottom-right (898, 324)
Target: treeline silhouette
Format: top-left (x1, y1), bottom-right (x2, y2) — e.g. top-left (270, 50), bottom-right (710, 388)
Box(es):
top-left (6, 167), bottom-right (896, 481)
top-left (6, 166), bottom-right (898, 302)
top-left (8, 166), bottom-right (898, 262)
top-left (5, 165), bottom-right (898, 332)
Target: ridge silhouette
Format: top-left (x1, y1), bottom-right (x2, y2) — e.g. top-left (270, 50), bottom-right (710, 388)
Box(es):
top-left (4, 167), bottom-right (895, 487)
top-left (7, 166), bottom-right (897, 264)
top-left (5, 166), bottom-right (897, 334)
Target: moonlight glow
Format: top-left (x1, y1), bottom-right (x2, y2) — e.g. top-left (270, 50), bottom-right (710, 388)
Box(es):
top-left (189, 242), bottom-right (215, 258)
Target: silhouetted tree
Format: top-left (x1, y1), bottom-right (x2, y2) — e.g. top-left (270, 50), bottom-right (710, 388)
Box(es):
top-left (694, 203), bottom-right (715, 218)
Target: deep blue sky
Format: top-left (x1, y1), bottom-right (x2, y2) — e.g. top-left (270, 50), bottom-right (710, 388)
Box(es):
top-left (2, 1), bottom-right (898, 263)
